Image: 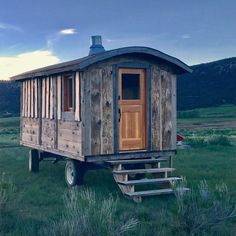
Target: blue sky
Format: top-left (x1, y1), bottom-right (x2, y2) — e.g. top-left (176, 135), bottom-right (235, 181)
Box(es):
top-left (0, 0), bottom-right (236, 79)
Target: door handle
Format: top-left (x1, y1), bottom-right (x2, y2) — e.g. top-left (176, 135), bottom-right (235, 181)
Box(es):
top-left (118, 108), bottom-right (121, 122)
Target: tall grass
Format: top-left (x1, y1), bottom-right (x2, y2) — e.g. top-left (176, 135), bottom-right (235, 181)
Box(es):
top-left (0, 173), bottom-right (14, 234)
top-left (40, 188), bottom-right (138, 236)
top-left (170, 181), bottom-right (236, 236)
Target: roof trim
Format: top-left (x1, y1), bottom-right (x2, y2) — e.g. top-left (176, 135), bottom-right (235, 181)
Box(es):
top-left (11, 46), bottom-right (192, 80)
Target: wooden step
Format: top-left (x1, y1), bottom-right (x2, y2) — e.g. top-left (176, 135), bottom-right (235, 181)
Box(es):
top-left (117, 177), bottom-right (182, 186)
top-left (125, 187), bottom-right (189, 198)
top-left (106, 158), bottom-right (168, 165)
top-left (113, 167), bottom-right (174, 175)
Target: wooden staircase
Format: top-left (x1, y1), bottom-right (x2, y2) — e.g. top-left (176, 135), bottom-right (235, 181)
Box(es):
top-left (106, 157), bottom-right (188, 202)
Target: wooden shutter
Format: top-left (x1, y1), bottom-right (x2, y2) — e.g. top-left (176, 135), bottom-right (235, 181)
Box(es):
top-left (75, 72), bottom-right (80, 121)
top-left (57, 75), bottom-right (62, 120)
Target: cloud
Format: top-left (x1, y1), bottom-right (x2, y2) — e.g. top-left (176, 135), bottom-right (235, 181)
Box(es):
top-left (181, 34), bottom-right (191, 39)
top-left (0, 22), bottom-right (22, 32)
top-left (59, 28), bottom-right (77, 35)
top-left (47, 28), bottom-right (77, 49)
top-left (0, 50), bottom-right (60, 80)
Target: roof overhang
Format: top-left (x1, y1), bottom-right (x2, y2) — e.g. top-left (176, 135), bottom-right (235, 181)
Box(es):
top-left (11, 46), bottom-right (192, 81)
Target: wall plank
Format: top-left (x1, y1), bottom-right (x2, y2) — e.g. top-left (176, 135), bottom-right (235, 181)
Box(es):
top-left (83, 70), bottom-right (91, 155)
top-left (34, 79), bottom-right (38, 118)
top-left (30, 80), bottom-right (34, 118)
top-left (58, 120), bottom-right (82, 155)
top-left (101, 66), bottom-right (113, 154)
top-left (42, 78), bottom-right (46, 118)
top-left (75, 71), bottom-right (80, 121)
top-left (171, 74), bottom-right (177, 149)
top-left (151, 66), bottom-right (161, 150)
top-left (161, 71), bottom-right (172, 150)
top-left (27, 80), bottom-right (31, 118)
top-left (57, 75), bottom-right (62, 120)
top-left (46, 77), bottom-right (50, 119)
top-left (22, 81), bottom-right (25, 117)
top-left (50, 77), bottom-right (54, 119)
top-left (90, 69), bottom-right (102, 155)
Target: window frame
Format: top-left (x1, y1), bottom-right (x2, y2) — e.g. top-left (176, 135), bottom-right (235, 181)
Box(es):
top-left (63, 73), bottom-right (75, 113)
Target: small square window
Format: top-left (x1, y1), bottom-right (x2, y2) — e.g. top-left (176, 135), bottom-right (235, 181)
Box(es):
top-left (122, 73), bottom-right (140, 100)
top-left (63, 74), bottom-right (74, 112)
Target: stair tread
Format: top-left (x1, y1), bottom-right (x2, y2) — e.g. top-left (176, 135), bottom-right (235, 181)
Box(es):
top-left (113, 167), bottom-right (174, 175)
top-left (106, 158), bottom-right (168, 165)
top-left (117, 177), bottom-right (182, 185)
top-left (125, 187), bottom-right (189, 197)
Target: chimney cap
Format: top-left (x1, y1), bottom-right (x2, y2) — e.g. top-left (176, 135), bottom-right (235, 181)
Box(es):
top-left (89, 35), bottom-right (105, 55)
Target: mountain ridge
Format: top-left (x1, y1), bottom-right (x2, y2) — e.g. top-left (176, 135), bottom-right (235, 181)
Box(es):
top-left (177, 57), bottom-right (236, 110)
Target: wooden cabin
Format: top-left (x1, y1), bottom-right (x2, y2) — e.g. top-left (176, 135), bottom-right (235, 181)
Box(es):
top-left (11, 36), bottom-right (192, 202)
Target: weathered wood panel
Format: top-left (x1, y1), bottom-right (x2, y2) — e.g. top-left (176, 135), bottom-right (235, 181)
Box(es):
top-left (45, 77), bottom-right (50, 119)
top-left (41, 119), bottom-right (54, 149)
top-left (42, 78), bottom-right (46, 118)
top-left (75, 72), bottom-right (80, 121)
top-left (171, 75), bottom-right (177, 150)
top-left (30, 79), bottom-right (34, 118)
top-left (161, 71), bottom-right (172, 150)
top-left (50, 77), bottom-right (54, 119)
top-left (38, 79), bottom-right (42, 145)
top-left (82, 70), bottom-right (91, 155)
top-left (57, 75), bottom-right (62, 119)
top-left (22, 81), bottom-right (25, 117)
top-left (21, 117), bottom-right (39, 144)
top-left (27, 80), bottom-right (31, 118)
top-left (34, 79), bottom-right (38, 118)
top-left (101, 66), bottom-right (113, 154)
top-left (58, 120), bottom-right (82, 155)
top-left (151, 66), bottom-right (161, 150)
top-left (53, 77), bottom-right (58, 149)
top-left (90, 69), bottom-right (102, 155)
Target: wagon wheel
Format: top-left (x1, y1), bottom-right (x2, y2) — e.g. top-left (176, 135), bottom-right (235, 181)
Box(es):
top-left (29, 149), bottom-right (39, 172)
top-left (65, 160), bottom-right (85, 186)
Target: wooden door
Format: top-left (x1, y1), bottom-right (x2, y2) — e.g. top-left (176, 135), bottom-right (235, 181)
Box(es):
top-left (118, 68), bottom-right (146, 151)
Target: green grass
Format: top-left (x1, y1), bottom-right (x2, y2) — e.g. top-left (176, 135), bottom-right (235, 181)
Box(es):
top-left (0, 106), bottom-right (236, 235)
top-left (177, 104), bottom-right (236, 124)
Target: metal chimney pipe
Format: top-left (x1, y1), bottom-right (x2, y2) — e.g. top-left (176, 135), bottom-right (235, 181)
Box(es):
top-left (89, 35), bottom-right (105, 55)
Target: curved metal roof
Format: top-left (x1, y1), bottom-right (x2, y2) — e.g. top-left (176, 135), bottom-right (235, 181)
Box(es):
top-left (11, 46), bottom-right (192, 80)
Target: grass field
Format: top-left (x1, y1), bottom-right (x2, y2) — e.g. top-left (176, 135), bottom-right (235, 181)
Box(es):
top-left (177, 104), bottom-right (236, 125)
top-left (0, 105), bottom-right (236, 235)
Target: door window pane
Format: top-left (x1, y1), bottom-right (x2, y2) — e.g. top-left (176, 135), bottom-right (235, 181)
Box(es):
top-left (122, 73), bottom-right (140, 99)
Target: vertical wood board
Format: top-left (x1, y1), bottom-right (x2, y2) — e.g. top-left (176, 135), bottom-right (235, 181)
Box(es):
top-left (57, 75), bottom-right (62, 120)
top-left (75, 71), bottom-right (80, 121)
top-left (90, 69), bottom-right (102, 155)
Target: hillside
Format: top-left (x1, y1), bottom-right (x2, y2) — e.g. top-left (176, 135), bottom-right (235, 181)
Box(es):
top-left (177, 57), bottom-right (236, 110)
top-left (0, 80), bottom-right (20, 116)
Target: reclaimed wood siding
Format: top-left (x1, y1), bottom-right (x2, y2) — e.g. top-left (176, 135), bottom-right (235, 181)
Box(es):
top-left (21, 117), bottom-right (39, 144)
top-left (81, 66), bottom-right (114, 156)
top-left (58, 120), bottom-right (82, 155)
top-left (171, 74), bottom-right (177, 150)
top-left (151, 66), bottom-right (176, 151)
top-left (151, 66), bottom-right (161, 150)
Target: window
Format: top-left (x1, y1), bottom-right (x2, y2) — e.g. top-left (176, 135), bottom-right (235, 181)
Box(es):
top-left (122, 73), bottom-right (140, 100)
top-left (63, 74), bottom-right (74, 112)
